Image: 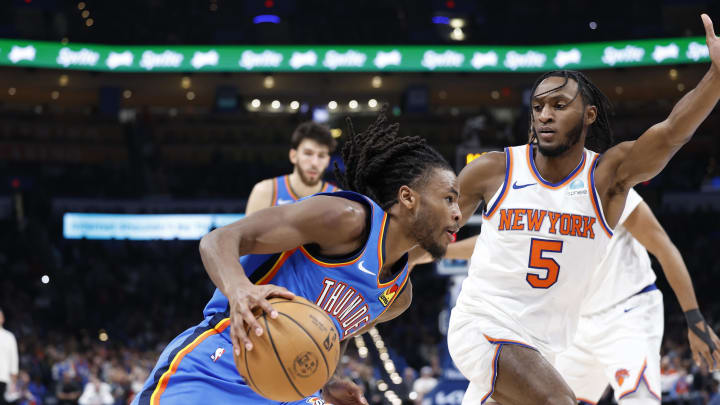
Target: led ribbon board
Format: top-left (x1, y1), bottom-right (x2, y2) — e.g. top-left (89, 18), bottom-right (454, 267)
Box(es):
top-left (63, 213), bottom-right (245, 240)
top-left (0, 37), bottom-right (710, 72)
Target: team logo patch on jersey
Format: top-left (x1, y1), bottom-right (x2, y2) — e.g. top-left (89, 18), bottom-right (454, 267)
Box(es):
top-left (379, 284), bottom-right (399, 307)
top-left (615, 369), bottom-right (630, 386)
top-left (305, 397), bottom-right (326, 405)
top-left (567, 179), bottom-right (588, 196)
top-left (210, 347), bottom-right (225, 362)
top-left (569, 179), bottom-right (585, 189)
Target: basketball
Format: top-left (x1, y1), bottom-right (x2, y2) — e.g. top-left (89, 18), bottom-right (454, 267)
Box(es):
top-left (234, 296), bottom-right (340, 401)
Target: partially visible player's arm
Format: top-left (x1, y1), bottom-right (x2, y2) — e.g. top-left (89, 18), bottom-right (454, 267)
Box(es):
top-left (624, 201), bottom-right (720, 370)
top-left (245, 179), bottom-right (273, 215)
top-left (199, 196), bottom-right (367, 353)
top-left (611, 15), bottom-right (720, 188)
top-left (322, 339), bottom-right (368, 405)
top-left (444, 235), bottom-right (478, 260)
top-left (408, 235), bottom-right (479, 269)
top-left (457, 152), bottom-right (506, 227)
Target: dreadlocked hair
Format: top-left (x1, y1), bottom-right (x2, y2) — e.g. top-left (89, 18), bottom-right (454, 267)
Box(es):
top-left (529, 70), bottom-right (615, 153)
top-left (334, 107), bottom-right (452, 211)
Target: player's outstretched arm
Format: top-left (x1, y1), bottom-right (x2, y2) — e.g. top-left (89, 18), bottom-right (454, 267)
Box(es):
top-left (624, 201), bottom-right (720, 371)
top-left (611, 14), bottom-right (720, 188)
top-left (199, 195), bottom-right (367, 355)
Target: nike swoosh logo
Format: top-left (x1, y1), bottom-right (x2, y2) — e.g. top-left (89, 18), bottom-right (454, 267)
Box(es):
top-left (512, 181), bottom-right (536, 189)
top-left (624, 306), bottom-right (638, 313)
top-left (276, 199), bottom-right (294, 205)
top-left (357, 261), bottom-right (376, 276)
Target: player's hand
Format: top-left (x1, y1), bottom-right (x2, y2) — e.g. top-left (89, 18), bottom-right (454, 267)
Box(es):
top-left (687, 322), bottom-right (720, 371)
top-left (228, 283), bottom-right (295, 355)
top-left (701, 14), bottom-right (720, 73)
top-left (322, 377), bottom-right (368, 405)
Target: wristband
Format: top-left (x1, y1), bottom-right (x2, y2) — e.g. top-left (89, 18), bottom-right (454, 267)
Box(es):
top-left (685, 309), bottom-right (717, 351)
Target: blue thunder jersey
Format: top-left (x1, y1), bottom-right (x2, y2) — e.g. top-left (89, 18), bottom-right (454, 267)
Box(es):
top-left (134, 191), bottom-right (410, 405)
top-left (204, 190), bottom-right (410, 338)
top-left (271, 174), bottom-right (338, 206)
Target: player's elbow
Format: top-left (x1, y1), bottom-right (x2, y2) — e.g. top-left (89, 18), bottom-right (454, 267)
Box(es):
top-left (198, 230), bottom-right (217, 259)
top-left (656, 120), bottom-right (694, 147)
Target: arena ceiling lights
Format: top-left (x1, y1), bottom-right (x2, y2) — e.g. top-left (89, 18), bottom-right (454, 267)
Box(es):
top-left (0, 37), bottom-right (709, 73)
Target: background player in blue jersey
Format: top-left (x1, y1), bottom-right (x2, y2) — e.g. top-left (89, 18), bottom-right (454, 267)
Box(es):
top-left (132, 111), bottom-right (461, 405)
top-left (246, 121), bottom-right (339, 214)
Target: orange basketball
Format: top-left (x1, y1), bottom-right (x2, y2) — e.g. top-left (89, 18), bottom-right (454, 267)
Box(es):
top-left (234, 296), bottom-right (340, 401)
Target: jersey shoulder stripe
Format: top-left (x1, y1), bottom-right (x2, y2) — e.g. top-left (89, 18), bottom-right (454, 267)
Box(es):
top-left (484, 147), bottom-right (513, 219)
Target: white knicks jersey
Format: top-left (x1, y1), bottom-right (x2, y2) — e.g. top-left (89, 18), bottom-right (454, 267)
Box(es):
top-left (580, 188), bottom-right (656, 315)
top-left (455, 144), bottom-right (613, 354)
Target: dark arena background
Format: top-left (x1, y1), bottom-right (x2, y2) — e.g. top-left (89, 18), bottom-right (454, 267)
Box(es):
top-left (1, 1), bottom-right (720, 404)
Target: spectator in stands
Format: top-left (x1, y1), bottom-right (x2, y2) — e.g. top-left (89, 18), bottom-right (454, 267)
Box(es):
top-left (709, 375), bottom-right (720, 405)
top-left (78, 375), bottom-right (113, 405)
top-left (402, 367), bottom-right (417, 395)
top-left (412, 366), bottom-right (438, 404)
top-left (0, 307), bottom-right (18, 405)
top-left (56, 371), bottom-right (82, 405)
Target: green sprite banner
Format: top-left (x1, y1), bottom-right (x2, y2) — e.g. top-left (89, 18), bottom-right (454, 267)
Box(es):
top-left (0, 37), bottom-right (710, 73)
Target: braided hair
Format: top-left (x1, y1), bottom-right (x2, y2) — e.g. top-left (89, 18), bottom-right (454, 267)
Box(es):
top-left (529, 70), bottom-right (614, 153)
top-left (334, 108), bottom-right (452, 211)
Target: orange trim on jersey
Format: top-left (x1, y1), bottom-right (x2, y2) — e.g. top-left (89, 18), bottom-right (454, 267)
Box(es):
top-left (320, 182), bottom-right (330, 192)
top-left (587, 154), bottom-right (613, 238)
top-left (483, 334), bottom-right (534, 348)
top-left (376, 212), bottom-right (400, 288)
top-left (372, 270), bottom-right (410, 321)
top-left (618, 359), bottom-right (647, 399)
top-left (256, 249), bottom-right (297, 285)
top-left (577, 398), bottom-right (597, 405)
top-left (484, 147), bottom-right (513, 220)
top-left (150, 318), bottom-right (231, 405)
top-left (643, 373), bottom-right (661, 401)
top-left (270, 177), bottom-right (279, 206)
top-left (298, 246), bottom-right (364, 268)
top-left (283, 175), bottom-right (300, 200)
top-left (480, 344), bottom-right (502, 404)
top-left (297, 195), bottom-right (377, 268)
top-left (526, 144), bottom-right (587, 189)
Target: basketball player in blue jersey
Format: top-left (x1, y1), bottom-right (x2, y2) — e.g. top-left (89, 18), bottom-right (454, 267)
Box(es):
top-left (246, 121), bottom-right (339, 214)
top-left (132, 111), bottom-right (461, 405)
top-left (444, 14), bottom-right (720, 405)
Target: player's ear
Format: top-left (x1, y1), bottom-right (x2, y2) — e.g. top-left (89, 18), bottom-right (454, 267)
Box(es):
top-left (397, 185), bottom-right (417, 210)
top-left (585, 105), bottom-right (597, 126)
top-left (289, 148), bottom-right (297, 165)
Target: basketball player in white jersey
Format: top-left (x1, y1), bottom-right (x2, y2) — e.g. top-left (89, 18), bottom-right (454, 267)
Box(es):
top-left (420, 185), bottom-right (720, 404)
top-left (554, 187), bottom-right (720, 404)
top-left (446, 15), bottom-right (720, 405)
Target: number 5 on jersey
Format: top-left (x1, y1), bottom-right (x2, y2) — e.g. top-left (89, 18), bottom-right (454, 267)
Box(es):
top-left (527, 238), bottom-right (563, 288)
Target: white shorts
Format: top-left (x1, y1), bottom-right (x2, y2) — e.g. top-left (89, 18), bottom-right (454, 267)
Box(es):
top-left (447, 306), bottom-right (554, 405)
top-left (554, 289), bottom-right (663, 404)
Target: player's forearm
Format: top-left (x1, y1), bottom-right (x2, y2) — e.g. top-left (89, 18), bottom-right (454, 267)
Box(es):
top-left (199, 227), bottom-right (254, 296)
top-left (655, 243), bottom-right (700, 312)
top-left (445, 236), bottom-right (478, 260)
top-left (662, 68), bottom-right (720, 146)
